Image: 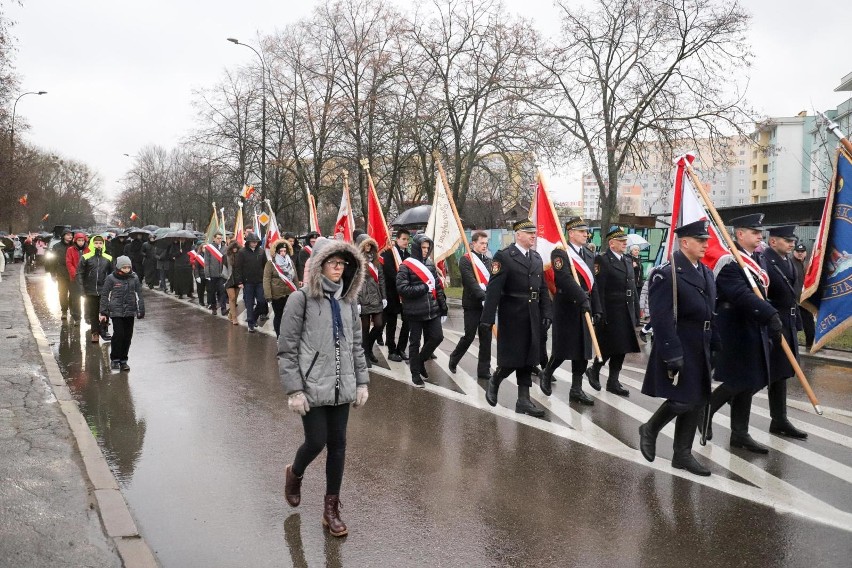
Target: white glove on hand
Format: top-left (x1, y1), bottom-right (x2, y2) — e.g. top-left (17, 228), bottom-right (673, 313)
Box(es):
top-left (357, 304), bottom-right (362, 315)
top-left (288, 392), bottom-right (310, 416)
top-left (353, 385), bottom-right (369, 408)
top-left (382, 299), bottom-right (388, 309)
top-left (441, 316), bottom-right (447, 324)
top-left (195, 277), bottom-right (201, 283)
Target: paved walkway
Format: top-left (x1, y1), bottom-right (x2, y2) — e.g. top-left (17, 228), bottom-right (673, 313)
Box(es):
top-left (0, 263), bottom-right (122, 567)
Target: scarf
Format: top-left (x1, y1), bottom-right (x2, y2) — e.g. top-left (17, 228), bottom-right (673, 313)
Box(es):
top-left (322, 276), bottom-right (345, 340)
top-left (275, 252), bottom-right (295, 280)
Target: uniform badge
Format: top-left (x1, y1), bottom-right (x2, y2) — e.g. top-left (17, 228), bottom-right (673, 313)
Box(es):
top-left (491, 261), bottom-right (501, 275)
top-left (553, 257), bottom-right (563, 270)
top-left (594, 262), bottom-right (600, 275)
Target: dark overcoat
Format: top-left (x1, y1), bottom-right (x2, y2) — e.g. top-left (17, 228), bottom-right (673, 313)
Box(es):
top-left (713, 246), bottom-right (777, 390)
top-left (593, 249), bottom-right (640, 357)
top-left (642, 251), bottom-right (720, 405)
top-left (380, 245), bottom-right (409, 313)
top-left (481, 244), bottom-right (553, 368)
top-left (459, 251), bottom-right (491, 310)
top-left (550, 244), bottom-right (601, 361)
top-left (763, 247), bottom-right (802, 382)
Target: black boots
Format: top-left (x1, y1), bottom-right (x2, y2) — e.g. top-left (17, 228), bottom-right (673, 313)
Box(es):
top-left (671, 410), bottom-right (711, 476)
top-left (515, 385), bottom-right (545, 417)
top-left (606, 365), bottom-right (629, 397)
top-left (768, 379), bottom-right (808, 439)
top-left (585, 363), bottom-right (602, 391)
top-left (485, 369), bottom-right (505, 407)
top-left (539, 365), bottom-right (553, 396)
top-left (569, 373), bottom-right (594, 405)
top-left (639, 401), bottom-right (677, 462)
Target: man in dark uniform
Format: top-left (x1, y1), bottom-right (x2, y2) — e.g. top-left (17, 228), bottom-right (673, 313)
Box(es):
top-left (382, 229), bottom-right (411, 362)
top-left (448, 230), bottom-right (492, 379)
top-left (792, 243), bottom-right (815, 350)
top-left (539, 217), bottom-right (602, 404)
top-left (586, 226), bottom-right (639, 397)
top-left (762, 225), bottom-right (808, 439)
top-left (480, 219), bottom-right (553, 417)
top-left (704, 213), bottom-right (783, 454)
top-left (639, 220), bottom-right (719, 476)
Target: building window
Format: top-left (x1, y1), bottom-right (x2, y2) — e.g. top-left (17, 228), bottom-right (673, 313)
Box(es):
top-left (762, 164), bottom-right (768, 173)
top-left (752, 165), bottom-right (758, 174)
top-left (739, 198), bottom-right (745, 204)
top-left (762, 180), bottom-right (767, 190)
top-left (752, 181), bottom-right (757, 190)
top-left (753, 150), bottom-right (758, 158)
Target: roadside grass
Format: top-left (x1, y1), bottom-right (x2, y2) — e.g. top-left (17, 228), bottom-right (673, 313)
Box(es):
top-left (445, 286), bottom-right (462, 300)
top-left (799, 330), bottom-right (852, 351)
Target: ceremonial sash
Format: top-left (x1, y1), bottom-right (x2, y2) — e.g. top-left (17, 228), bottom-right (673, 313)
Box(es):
top-left (204, 243), bottom-right (223, 263)
top-left (403, 258), bottom-right (436, 298)
top-left (367, 263), bottom-right (379, 283)
top-left (188, 250), bottom-right (205, 267)
top-left (303, 245), bottom-right (312, 255)
top-left (391, 246), bottom-right (402, 268)
top-left (566, 245), bottom-right (594, 290)
top-left (272, 262), bottom-right (298, 292)
top-left (466, 252), bottom-right (489, 291)
top-left (741, 253), bottom-right (770, 289)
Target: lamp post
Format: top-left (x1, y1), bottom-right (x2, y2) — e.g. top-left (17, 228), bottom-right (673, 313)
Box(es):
top-left (7, 91), bottom-right (46, 231)
top-left (123, 153), bottom-right (144, 223)
top-left (227, 37), bottom-right (267, 203)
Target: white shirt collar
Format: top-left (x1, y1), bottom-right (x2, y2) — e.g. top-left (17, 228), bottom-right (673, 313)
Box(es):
top-left (611, 250), bottom-right (623, 260)
top-left (514, 243), bottom-right (530, 256)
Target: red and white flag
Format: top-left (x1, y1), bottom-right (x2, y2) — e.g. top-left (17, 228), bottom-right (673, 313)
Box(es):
top-left (530, 175), bottom-right (566, 294)
top-left (234, 204), bottom-right (245, 247)
top-left (425, 173), bottom-right (463, 265)
top-left (240, 184), bottom-right (255, 200)
top-left (333, 180), bottom-right (354, 242)
top-left (667, 154), bottom-right (768, 286)
top-left (366, 171), bottom-right (391, 252)
top-left (130, 212), bottom-right (138, 221)
top-left (264, 200), bottom-right (281, 259)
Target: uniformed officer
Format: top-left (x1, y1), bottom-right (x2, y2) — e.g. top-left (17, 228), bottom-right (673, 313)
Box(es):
top-left (586, 226), bottom-right (639, 397)
top-left (448, 230), bottom-right (492, 379)
top-left (539, 217), bottom-right (602, 404)
top-left (792, 243), bottom-right (815, 350)
top-left (703, 213), bottom-right (782, 454)
top-left (639, 220), bottom-right (719, 476)
top-left (480, 219), bottom-right (553, 417)
top-left (763, 225), bottom-right (808, 439)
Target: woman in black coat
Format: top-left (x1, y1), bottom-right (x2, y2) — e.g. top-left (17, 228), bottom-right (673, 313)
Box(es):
top-left (170, 239), bottom-right (194, 298)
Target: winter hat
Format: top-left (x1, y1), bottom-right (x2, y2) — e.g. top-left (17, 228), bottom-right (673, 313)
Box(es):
top-left (116, 256), bottom-right (132, 269)
top-left (74, 232), bottom-right (87, 241)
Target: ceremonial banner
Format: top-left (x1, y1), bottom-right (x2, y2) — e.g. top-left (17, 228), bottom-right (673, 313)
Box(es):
top-left (801, 149), bottom-right (852, 352)
top-left (366, 171), bottom-right (391, 252)
top-left (265, 200), bottom-right (281, 259)
top-left (204, 203), bottom-right (221, 243)
top-left (529, 176), bottom-right (565, 294)
top-left (234, 204), bottom-right (245, 247)
top-left (334, 178), bottom-right (355, 242)
top-left (425, 173), bottom-right (463, 264)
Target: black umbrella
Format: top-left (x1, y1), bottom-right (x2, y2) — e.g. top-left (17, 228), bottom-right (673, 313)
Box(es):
top-left (141, 224), bottom-right (160, 232)
top-left (154, 229), bottom-right (197, 248)
top-left (392, 204), bottom-right (432, 227)
top-left (128, 229), bottom-right (152, 238)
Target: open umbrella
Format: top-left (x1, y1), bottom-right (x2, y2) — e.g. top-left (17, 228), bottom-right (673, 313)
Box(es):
top-left (128, 228), bottom-right (152, 238)
top-left (391, 204), bottom-right (432, 227)
top-left (154, 229), bottom-right (197, 248)
top-left (626, 233), bottom-right (650, 249)
top-left (142, 224), bottom-right (160, 232)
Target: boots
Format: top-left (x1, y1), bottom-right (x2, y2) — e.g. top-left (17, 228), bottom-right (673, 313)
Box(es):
top-left (515, 385), bottom-right (545, 417)
top-left (585, 362), bottom-right (602, 391)
top-left (569, 374), bottom-right (594, 406)
top-left (322, 494), bottom-right (347, 537)
top-left (768, 379), bottom-right (808, 439)
top-left (638, 401), bottom-right (677, 462)
top-left (284, 464), bottom-right (302, 507)
top-left (671, 411), bottom-right (711, 476)
top-left (485, 368), bottom-right (506, 407)
top-left (539, 363), bottom-right (554, 396)
top-left (606, 366), bottom-right (629, 397)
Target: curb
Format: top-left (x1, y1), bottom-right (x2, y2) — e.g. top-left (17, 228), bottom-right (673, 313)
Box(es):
top-left (19, 269), bottom-right (159, 568)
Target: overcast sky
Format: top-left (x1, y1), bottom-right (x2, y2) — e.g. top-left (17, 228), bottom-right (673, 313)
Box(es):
top-left (7, 0), bottom-right (851, 206)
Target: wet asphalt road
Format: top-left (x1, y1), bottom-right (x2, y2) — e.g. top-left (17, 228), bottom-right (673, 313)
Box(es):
top-left (26, 271), bottom-right (852, 567)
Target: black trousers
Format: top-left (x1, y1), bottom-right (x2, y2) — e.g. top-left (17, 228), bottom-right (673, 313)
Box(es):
top-left (449, 307), bottom-right (492, 377)
top-left (709, 382), bottom-right (755, 435)
top-left (196, 277), bottom-right (207, 305)
top-left (545, 357), bottom-right (589, 384)
top-left (84, 294), bottom-right (108, 335)
top-left (799, 306), bottom-right (815, 349)
top-left (271, 296), bottom-right (289, 337)
top-left (383, 308), bottom-right (409, 353)
top-left (768, 378), bottom-right (790, 422)
top-left (110, 317), bottom-right (135, 362)
top-left (69, 282), bottom-right (82, 320)
top-left (408, 317), bottom-right (444, 376)
top-left (57, 277), bottom-right (71, 314)
top-left (292, 404), bottom-right (350, 495)
top-left (493, 365), bottom-right (533, 388)
top-left (592, 353), bottom-right (625, 384)
top-left (208, 277), bottom-right (227, 310)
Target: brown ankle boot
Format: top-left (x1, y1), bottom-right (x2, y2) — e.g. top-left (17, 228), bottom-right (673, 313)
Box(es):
top-left (284, 464), bottom-right (302, 507)
top-left (322, 494), bottom-right (347, 537)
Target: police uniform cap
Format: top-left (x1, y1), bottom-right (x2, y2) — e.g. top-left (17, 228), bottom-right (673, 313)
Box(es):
top-left (512, 219), bottom-right (536, 233)
top-left (605, 226), bottom-right (628, 240)
top-left (794, 243), bottom-right (807, 252)
top-left (767, 225), bottom-right (797, 240)
top-left (674, 219), bottom-right (710, 239)
top-left (728, 213), bottom-right (765, 229)
top-left (564, 216), bottom-right (589, 232)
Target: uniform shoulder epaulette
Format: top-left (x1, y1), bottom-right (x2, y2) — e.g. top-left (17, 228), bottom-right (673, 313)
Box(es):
top-left (650, 263), bottom-right (670, 282)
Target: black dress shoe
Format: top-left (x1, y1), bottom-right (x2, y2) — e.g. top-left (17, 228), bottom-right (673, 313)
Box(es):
top-left (769, 420), bottom-right (808, 440)
top-left (585, 368), bottom-right (602, 391)
top-left (377, 338), bottom-right (384, 346)
top-left (515, 398), bottom-right (545, 417)
top-left (672, 453), bottom-right (711, 476)
top-left (388, 351), bottom-right (403, 362)
top-left (485, 377), bottom-right (500, 407)
top-left (606, 382), bottom-right (629, 397)
top-left (419, 367), bottom-right (429, 379)
top-left (638, 424), bottom-right (656, 462)
top-left (367, 352), bottom-right (378, 364)
top-left (400, 351), bottom-right (410, 361)
top-left (411, 375), bottom-right (425, 388)
top-left (569, 389), bottom-right (594, 406)
top-left (448, 359), bottom-right (458, 374)
top-left (730, 433), bottom-right (769, 454)
top-left (539, 368), bottom-right (553, 396)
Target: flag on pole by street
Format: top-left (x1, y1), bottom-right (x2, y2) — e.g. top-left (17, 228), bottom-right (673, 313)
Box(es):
top-left (204, 203), bottom-right (220, 243)
top-left (264, 200), bottom-right (281, 259)
top-left (220, 208), bottom-right (226, 239)
top-left (333, 176), bottom-right (355, 242)
top-left (130, 212), bottom-right (138, 221)
top-left (240, 184), bottom-right (256, 200)
top-left (234, 204), bottom-right (245, 247)
top-left (801, 148), bottom-right (852, 352)
top-left (307, 191), bottom-right (321, 234)
top-left (425, 172), bottom-right (463, 265)
top-left (365, 166), bottom-right (391, 252)
top-left (18, 194), bottom-right (27, 207)
top-left (529, 175), bottom-right (566, 294)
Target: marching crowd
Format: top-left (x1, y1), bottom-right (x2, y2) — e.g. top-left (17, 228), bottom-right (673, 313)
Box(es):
top-left (36, 211), bottom-right (817, 536)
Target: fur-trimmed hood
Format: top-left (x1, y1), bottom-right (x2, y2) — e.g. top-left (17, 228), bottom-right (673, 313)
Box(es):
top-left (305, 237), bottom-right (365, 303)
top-left (269, 238), bottom-right (294, 257)
top-left (356, 234), bottom-right (380, 262)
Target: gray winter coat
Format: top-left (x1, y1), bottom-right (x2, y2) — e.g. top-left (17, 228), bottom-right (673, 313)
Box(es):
top-left (203, 241), bottom-right (226, 278)
top-left (356, 235), bottom-right (386, 315)
top-left (277, 238), bottom-right (369, 407)
top-left (99, 271), bottom-right (145, 317)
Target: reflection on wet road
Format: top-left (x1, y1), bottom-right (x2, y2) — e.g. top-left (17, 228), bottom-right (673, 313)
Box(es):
top-left (26, 271), bottom-right (852, 567)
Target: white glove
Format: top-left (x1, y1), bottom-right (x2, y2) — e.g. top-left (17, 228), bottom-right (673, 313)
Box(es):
top-left (195, 277), bottom-right (201, 283)
top-left (441, 316), bottom-right (447, 324)
top-left (288, 392), bottom-right (310, 416)
top-left (353, 385), bottom-right (369, 408)
top-left (357, 304), bottom-right (362, 315)
top-left (382, 299), bottom-right (388, 309)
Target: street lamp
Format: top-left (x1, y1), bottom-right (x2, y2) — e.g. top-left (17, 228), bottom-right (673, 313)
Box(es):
top-left (123, 153), bottom-right (145, 224)
top-left (7, 91), bottom-right (47, 231)
top-left (227, 37), bottom-right (267, 203)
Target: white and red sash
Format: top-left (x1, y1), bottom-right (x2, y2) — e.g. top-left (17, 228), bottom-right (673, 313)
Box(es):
top-left (566, 245), bottom-right (594, 290)
top-left (204, 243), bottom-right (223, 263)
top-left (465, 252), bottom-right (490, 291)
top-left (367, 263), bottom-right (379, 283)
top-left (403, 258), bottom-right (436, 298)
top-left (272, 262), bottom-right (298, 292)
top-left (303, 245), bottom-right (312, 255)
top-left (741, 253), bottom-right (770, 289)
top-left (188, 250), bottom-right (205, 267)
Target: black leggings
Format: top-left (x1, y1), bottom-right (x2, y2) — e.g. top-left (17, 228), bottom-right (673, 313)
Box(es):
top-left (361, 312), bottom-right (383, 352)
top-left (292, 404), bottom-right (350, 495)
top-left (272, 296), bottom-right (289, 337)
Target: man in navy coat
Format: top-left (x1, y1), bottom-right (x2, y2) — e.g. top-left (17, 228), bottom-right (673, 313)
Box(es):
top-left (639, 220), bottom-right (719, 476)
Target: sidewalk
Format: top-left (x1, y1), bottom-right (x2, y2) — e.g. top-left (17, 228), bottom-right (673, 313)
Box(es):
top-left (0, 264), bottom-right (150, 567)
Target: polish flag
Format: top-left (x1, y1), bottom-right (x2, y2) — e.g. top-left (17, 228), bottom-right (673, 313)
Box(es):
top-left (333, 180), bottom-right (354, 242)
top-left (366, 171), bottom-right (391, 252)
top-left (529, 175), bottom-right (566, 294)
top-left (234, 204), bottom-right (245, 247)
top-left (130, 212), bottom-right (138, 221)
top-left (264, 201), bottom-right (281, 258)
top-left (240, 184), bottom-right (255, 200)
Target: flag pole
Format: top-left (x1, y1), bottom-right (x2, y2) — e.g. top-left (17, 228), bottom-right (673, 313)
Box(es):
top-left (819, 111), bottom-right (852, 155)
top-left (685, 164), bottom-right (822, 415)
top-left (537, 169), bottom-right (602, 362)
top-left (343, 171), bottom-right (354, 242)
top-left (360, 158), bottom-right (395, 265)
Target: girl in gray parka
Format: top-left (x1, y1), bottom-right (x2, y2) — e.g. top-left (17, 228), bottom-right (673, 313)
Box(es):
top-left (278, 237), bottom-right (369, 538)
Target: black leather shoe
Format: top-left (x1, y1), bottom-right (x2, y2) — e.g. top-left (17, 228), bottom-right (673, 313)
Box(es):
top-left (672, 453), bottom-right (711, 476)
top-left (539, 368), bottom-right (553, 396)
top-left (448, 358), bottom-right (458, 374)
top-left (367, 352), bottom-right (378, 364)
top-left (569, 389), bottom-right (594, 406)
top-left (412, 375), bottom-right (425, 388)
top-left (486, 377), bottom-right (501, 407)
top-left (585, 368), bottom-right (602, 391)
top-left (515, 397), bottom-right (545, 417)
top-left (606, 382), bottom-right (630, 397)
top-left (400, 351), bottom-right (410, 361)
top-left (638, 423), bottom-right (656, 462)
top-left (419, 366), bottom-right (429, 379)
top-left (769, 420), bottom-right (808, 440)
top-left (388, 351), bottom-right (403, 362)
top-left (530, 366), bottom-right (541, 375)
top-left (730, 433), bottom-right (769, 454)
